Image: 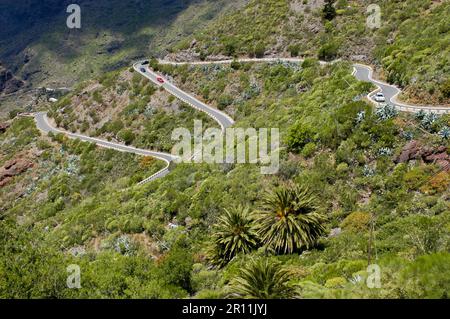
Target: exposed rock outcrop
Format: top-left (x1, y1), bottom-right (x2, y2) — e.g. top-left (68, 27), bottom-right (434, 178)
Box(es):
top-left (164, 50), bottom-right (201, 62)
top-left (207, 54), bottom-right (233, 61)
top-left (395, 140), bottom-right (450, 170)
top-left (0, 158), bottom-right (33, 187)
top-left (396, 140), bottom-right (422, 163)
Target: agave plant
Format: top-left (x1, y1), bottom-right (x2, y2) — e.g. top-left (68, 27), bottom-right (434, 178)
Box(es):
top-left (402, 130), bottom-right (414, 141)
top-left (438, 126), bottom-right (450, 140)
top-left (355, 110), bottom-right (366, 124)
top-left (375, 103), bottom-right (398, 120)
top-left (363, 164), bottom-right (375, 177)
top-left (421, 112), bottom-right (439, 130)
top-left (414, 109), bottom-right (427, 121)
top-left (377, 147), bottom-right (393, 157)
top-left (228, 258), bottom-right (298, 299)
top-left (208, 206), bottom-right (259, 267)
top-left (255, 184), bottom-right (326, 254)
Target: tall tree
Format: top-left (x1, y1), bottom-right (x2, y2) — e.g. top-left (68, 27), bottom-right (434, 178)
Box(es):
top-left (255, 184), bottom-right (326, 254)
top-left (208, 206), bottom-right (260, 267)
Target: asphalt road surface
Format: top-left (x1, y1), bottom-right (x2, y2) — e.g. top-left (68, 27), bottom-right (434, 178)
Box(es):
top-left (133, 62), bottom-right (235, 131)
top-left (158, 58), bottom-right (449, 114)
top-left (33, 57), bottom-right (448, 185)
top-left (352, 64), bottom-right (449, 114)
top-left (34, 112), bottom-right (175, 184)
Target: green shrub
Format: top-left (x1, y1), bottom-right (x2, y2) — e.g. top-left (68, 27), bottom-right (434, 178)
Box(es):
top-left (318, 41), bottom-right (340, 60)
top-left (301, 58), bottom-right (319, 68)
top-left (253, 43), bottom-right (266, 58)
top-left (403, 167), bottom-right (429, 190)
top-left (301, 142), bottom-right (317, 158)
top-left (92, 90), bottom-right (104, 104)
top-left (158, 245), bottom-right (193, 293)
top-left (340, 212), bottom-right (371, 233)
top-left (400, 253), bottom-right (450, 298)
top-left (8, 109), bottom-right (21, 119)
top-left (218, 94), bottom-right (233, 110)
top-left (324, 277), bottom-right (346, 288)
top-left (322, 0), bottom-right (337, 21)
top-left (223, 39), bottom-right (237, 56)
top-left (286, 122), bottom-right (316, 151)
top-left (440, 79), bottom-right (450, 98)
top-left (336, 162), bottom-right (349, 175)
top-left (117, 129), bottom-right (135, 145)
top-left (288, 44), bottom-right (301, 57)
top-left (230, 60), bottom-right (241, 70)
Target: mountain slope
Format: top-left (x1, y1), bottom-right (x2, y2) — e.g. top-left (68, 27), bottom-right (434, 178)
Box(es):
top-left (0, 0), bottom-right (246, 88)
top-left (0, 0), bottom-right (449, 299)
top-left (170, 0), bottom-right (449, 105)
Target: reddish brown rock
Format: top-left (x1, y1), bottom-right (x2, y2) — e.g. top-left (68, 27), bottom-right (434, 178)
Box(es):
top-left (421, 146), bottom-right (435, 158)
top-left (425, 152), bottom-right (449, 162)
top-left (437, 146), bottom-right (447, 153)
top-left (436, 160), bottom-right (450, 171)
top-left (396, 140), bottom-right (450, 170)
top-left (395, 140), bottom-right (422, 163)
top-left (426, 154), bottom-right (450, 171)
top-left (0, 158), bottom-right (33, 187)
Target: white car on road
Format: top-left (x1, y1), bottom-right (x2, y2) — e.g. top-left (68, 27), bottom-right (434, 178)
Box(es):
top-left (373, 92), bottom-right (386, 102)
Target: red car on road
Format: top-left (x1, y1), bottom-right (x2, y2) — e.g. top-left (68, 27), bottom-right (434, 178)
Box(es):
top-left (156, 77), bottom-right (165, 84)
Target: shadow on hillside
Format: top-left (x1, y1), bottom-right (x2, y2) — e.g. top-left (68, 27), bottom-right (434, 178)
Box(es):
top-left (0, 0), bottom-right (201, 66)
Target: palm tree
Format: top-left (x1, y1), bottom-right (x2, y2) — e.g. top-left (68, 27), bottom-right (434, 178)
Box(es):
top-left (228, 258), bottom-right (297, 299)
top-left (255, 184), bottom-right (326, 254)
top-left (208, 206), bottom-right (259, 267)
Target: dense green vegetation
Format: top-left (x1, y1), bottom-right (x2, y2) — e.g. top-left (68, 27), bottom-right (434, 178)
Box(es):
top-left (1, 0), bottom-right (449, 299)
top-left (1, 58), bottom-right (448, 298)
top-left (47, 68), bottom-right (216, 153)
top-left (175, 0), bottom-right (449, 104)
top-left (374, 1), bottom-right (450, 104)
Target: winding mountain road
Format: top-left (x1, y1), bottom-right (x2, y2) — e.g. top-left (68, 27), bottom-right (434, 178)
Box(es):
top-left (158, 58), bottom-right (449, 114)
top-left (352, 64), bottom-right (449, 114)
top-left (32, 62), bottom-right (236, 185)
top-left (34, 112), bottom-right (176, 184)
top-left (132, 62), bottom-right (235, 131)
top-left (33, 57), bottom-right (449, 186)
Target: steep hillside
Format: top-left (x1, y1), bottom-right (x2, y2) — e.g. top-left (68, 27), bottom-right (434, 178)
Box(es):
top-left (1, 60), bottom-right (449, 298)
top-left (0, 0), bottom-right (246, 88)
top-left (169, 0), bottom-right (450, 105)
top-left (0, 0), bottom-right (449, 299)
top-left (0, 65), bottom-right (24, 95)
top-left (46, 67), bottom-right (216, 153)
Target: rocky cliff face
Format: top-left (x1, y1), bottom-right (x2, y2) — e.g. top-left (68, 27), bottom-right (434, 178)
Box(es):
top-left (0, 65), bottom-right (24, 95)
